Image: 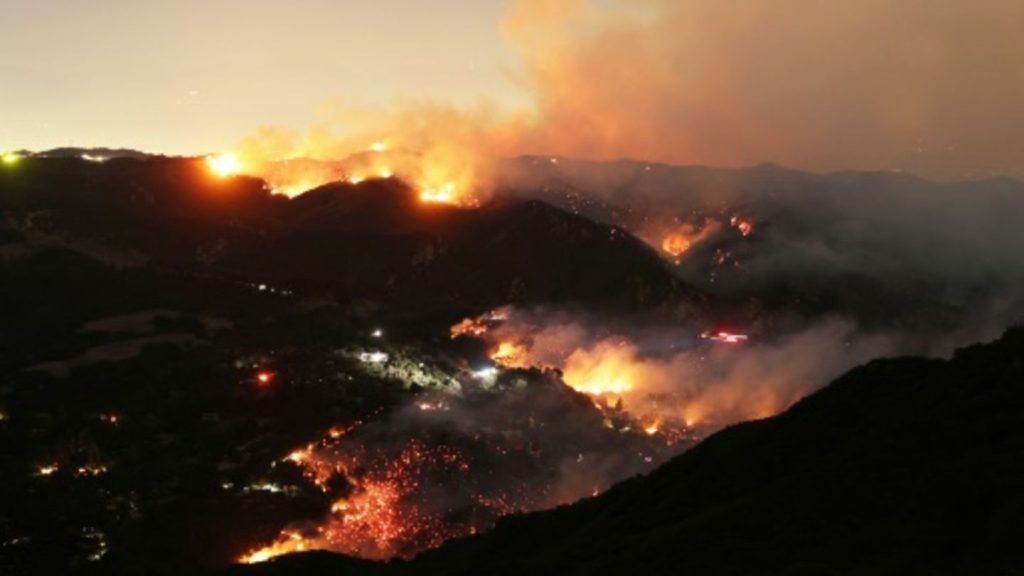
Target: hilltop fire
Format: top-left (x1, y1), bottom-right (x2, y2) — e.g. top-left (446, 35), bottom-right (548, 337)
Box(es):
top-left (205, 153), bottom-right (242, 178)
top-left (205, 137), bottom-right (488, 205)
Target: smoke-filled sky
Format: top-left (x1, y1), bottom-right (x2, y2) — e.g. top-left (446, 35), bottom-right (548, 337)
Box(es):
top-left (3, 0), bottom-right (1023, 180)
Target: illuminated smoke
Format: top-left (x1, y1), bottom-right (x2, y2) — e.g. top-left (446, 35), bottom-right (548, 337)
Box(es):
top-left (458, 306), bottom-right (896, 430)
top-left (226, 0), bottom-right (1023, 193)
top-left (500, 0), bottom-right (1024, 180)
top-left (239, 350), bottom-right (692, 563)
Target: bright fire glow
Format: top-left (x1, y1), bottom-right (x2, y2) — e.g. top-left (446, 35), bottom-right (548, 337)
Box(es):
top-left (655, 219), bottom-right (722, 260)
top-left (419, 182), bottom-right (457, 204)
top-left (489, 342), bottom-right (526, 367)
top-left (205, 153), bottom-right (242, 177)
top-left (239, 436), bottom-right (494, 563)
top-left (661, 234), bottom-right (692, 257)
top-left (730, 215), bottom-right (755, 236)
top-left (562, 342), bottom-right (639, 397)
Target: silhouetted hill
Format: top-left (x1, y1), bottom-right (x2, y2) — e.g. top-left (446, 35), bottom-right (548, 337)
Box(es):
top-left (228, 178), bottom-right (687, 308)
top-left (0, 157), bottom-right (691, 313)
top-left (236, 327), bottom-right (1024, 576)
top-left (37, 148), bottom-right (156, 161)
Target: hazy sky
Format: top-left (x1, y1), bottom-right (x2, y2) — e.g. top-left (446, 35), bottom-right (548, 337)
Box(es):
top-left (3, 0), bottom-right (1023, 180)
top-left (0, 0), bottom-right (524, 154)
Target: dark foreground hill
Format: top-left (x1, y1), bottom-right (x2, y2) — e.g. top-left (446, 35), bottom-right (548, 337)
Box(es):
top-left (235, 327), bottom-right (1024, 576)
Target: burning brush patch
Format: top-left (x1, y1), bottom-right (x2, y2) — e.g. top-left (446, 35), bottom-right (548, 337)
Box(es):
top-left (239, 364), bottom-right (692, 563)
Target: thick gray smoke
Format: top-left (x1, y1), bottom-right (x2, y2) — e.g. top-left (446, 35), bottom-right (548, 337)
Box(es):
top-left (497, 159), bottom-right (1024, 342)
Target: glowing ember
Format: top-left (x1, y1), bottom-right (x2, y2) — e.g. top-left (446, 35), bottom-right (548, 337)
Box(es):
top-left (730, 215), bottom-right (755, 236)
top-left (256, 371), bottom-right (275, 385)
top-left (206, 153), bottom-right (242, 177)
top-left (450, 308), bottom-right (511, 340)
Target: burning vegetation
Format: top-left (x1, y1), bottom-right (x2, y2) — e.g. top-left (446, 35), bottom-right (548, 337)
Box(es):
top-left (235, 321), bottom-right (700, 564)
top-left (202, 136), bottom-right (489, 207)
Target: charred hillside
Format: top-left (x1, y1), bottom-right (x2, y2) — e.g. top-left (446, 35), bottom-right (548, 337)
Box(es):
top-left (237, 327), bottom-right (1024, 576)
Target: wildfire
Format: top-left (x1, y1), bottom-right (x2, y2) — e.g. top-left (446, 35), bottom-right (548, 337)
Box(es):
top-left (419, 182), bottom-right (457, 204)
top-left (240, 531), bottom-right (308, 564)
top-left (730, 215), bottom-right (754, 237)
top-left (241, 435), bottom-right (491, 563)
top-left (450, 308), bottom-right (510, 339)
top-left (661, 234), bottom-right (692, 257)
top-left (490, 342), bottom-right (526, 367)
top-left (205, 153), bottom-right (242, 177)
top-left (255, 370), bottom-right (275, 385)
top-left (656, 219), bottom-right (722, 260)
top-left (562, 342), bottom-right (639, 397)
top-left (451, 317), bottom-right (489, 338)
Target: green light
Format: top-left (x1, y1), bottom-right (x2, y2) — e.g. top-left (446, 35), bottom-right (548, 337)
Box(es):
top-left (1, 152), bottom-right (22, 166)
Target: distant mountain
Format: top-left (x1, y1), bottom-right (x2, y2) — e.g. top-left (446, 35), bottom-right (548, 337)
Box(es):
top-left (234, 326), bottom-right (1024, 576)
top-left (37, 147), bottom-right (157, 161)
